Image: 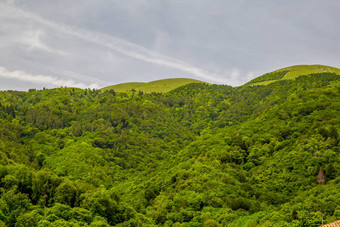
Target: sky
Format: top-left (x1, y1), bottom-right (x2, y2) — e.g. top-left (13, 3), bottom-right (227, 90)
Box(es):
top-left (0, 0), bottom-right (339, 90)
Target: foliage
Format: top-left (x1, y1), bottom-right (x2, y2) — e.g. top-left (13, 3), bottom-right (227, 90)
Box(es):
top-left (0, 67), bottom-right (339, 226)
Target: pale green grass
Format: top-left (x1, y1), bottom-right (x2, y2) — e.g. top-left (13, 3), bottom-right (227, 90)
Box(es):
top-left (250, 65), bottom-right (340, 86)
top-left (277, 65), bottom-right (340, 79)
top-left (101, 78), bottom-right (205, 93)
top-left (101, 82), bottom-right (145, 92)
top-left (251, 80), bottom-right (278, 86)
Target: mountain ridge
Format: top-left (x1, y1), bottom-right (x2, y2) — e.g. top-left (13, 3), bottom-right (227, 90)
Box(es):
top-left (101, 65), bottom-right (340, 93)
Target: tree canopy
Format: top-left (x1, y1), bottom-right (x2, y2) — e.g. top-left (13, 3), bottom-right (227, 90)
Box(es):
top-left (0, 71), bottom-right (339, 226)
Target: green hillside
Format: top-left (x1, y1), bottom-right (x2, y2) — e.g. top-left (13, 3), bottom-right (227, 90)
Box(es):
top-left (101, 82), bottom-right (145, 93)
top-left (247, 64), bottom-right (340, 86)
top-left (101, 78), bottom-right (206, 93)
top-left (0, 67), bottom-right (339, 226)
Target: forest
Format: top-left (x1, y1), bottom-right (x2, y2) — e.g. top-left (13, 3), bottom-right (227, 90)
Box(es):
top-left (0, 69), bottom-right (339, 226)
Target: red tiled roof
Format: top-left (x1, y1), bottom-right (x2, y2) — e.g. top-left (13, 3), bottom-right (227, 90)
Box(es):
top-left (321, 220), bottom-right (340, 227)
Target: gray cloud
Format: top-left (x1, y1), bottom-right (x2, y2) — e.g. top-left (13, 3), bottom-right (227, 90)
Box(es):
top-left (0, 65), bottom-right (98, 88)
top-left (0, 2), bottom-right (228, 87)
top-left (0, 0), bottom-right (339, 90)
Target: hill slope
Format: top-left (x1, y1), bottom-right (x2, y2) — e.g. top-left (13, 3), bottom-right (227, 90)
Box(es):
top-left (101, 78), bottom-right (206, 93)
top-left (247, 64), bottom-right (340, 86)
top-left (0, 67), bottom-right (339, 226)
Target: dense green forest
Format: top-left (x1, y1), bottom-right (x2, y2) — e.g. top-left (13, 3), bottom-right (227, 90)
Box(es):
top-left (0, 67), bottom-right (339, 226)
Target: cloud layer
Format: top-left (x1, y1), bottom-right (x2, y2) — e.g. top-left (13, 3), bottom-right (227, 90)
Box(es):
top-left (0, 66), bottom-right (98, 89)
top-left (0, 2), bottom-right (226, 86)
top-left (0, 0), bottom-right (339, 90)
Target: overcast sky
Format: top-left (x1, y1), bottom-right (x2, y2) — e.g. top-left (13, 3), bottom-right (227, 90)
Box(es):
top-left (0, 0), bottom-right (339, 90)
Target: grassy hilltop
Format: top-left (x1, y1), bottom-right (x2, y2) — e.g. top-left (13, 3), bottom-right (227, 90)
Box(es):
top-left (102, 78), bottom-right (206, 93)
top-left (0, 65), bottom-right (339, 226)
top-left (247, 64), bottom-right (340, 86)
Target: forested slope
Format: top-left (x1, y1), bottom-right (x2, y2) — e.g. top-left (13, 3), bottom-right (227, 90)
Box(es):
top-left (0, 68), bottom-right (339, 226)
